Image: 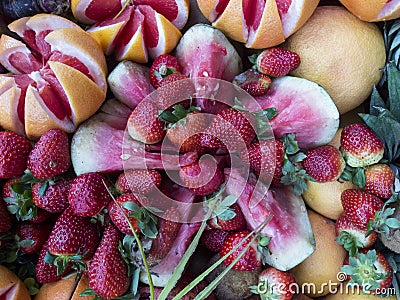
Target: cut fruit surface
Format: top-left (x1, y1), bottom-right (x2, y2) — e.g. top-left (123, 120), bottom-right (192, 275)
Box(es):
top-left (196, 0), bottom-right (318, 48)
top-left (225, 168), bottom-right (315, 271)
top-left (176, 24), bottom-right (242, 82)
top-left (339, 0), bottom-right (400, 21)
top-left (71, 0), bottom-right (123, 24)
top-left (0, 14), bottom-right (107, 139)
top-left (249, 76), bottom-right (339, 149)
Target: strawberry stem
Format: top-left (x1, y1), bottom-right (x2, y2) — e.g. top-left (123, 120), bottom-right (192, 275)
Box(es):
top-left (103, 181), bottom-right (155, 300)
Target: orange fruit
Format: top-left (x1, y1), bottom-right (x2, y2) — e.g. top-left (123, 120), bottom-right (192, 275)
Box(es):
top-left (0, 265), bottom-right (30, 300)
top-left (339, 0), bottom-right (400, 22)
top-left (196, 0), bottom-right (319, 49)
top-left (283, 6), bottom-right (386, 114)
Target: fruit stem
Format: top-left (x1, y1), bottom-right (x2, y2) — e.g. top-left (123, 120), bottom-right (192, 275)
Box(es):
top-left (113, 0), bottom-right (130, 20)
top-left (103, 181), bottom-right (155, 300)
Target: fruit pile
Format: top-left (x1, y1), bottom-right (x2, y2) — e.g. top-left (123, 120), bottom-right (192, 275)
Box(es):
top-left (0, 1), bottom-right (400, 300)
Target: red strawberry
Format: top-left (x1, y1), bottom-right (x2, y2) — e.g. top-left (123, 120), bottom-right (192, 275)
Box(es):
top-left (88, 224), bottom-right (129, 300)
top-left (252, 267), bottom-right (296, 300)
top-left (27, 129), bottom-right (70, 180)
top-left (255, 47), bottom-right (300, 77)
top-left (149, 54), bottom-right (182, 89)
top-left (32, 178), bottom-right (72, 213)
top-left (160, 106), bottom-right (206, 153)
top-left (0, 198), bottom-right (12, 232)
top-left (341, 123), bottom-right (384, 167)
top-left (342, 249), bottom-right (393, 293)
top-left (201, 228), bottom-right (230, 252)
top-left (147, 207), bottom-right (182, 264)
top-left (364, 164), bottom-right (394, 199)
top-left (157, 73), bottom-right (194, 109)
top-left (200, 108), bottom-right (255, 151)
top-left (0, 131), bottom-right (32, 179)
top-left (68, 172), bottom-right (112, 217)
top-left (208, 203), bottom-right (246, 231)
top-left (28, 208), bottom-right (52, 224)
top-left (127, 99), bottom-right (165, 144)
top-left (233, 69), bottom-right (272, 96)
top-left (220, 231), bottom-right (262, 271)
top-left (35, 241), bottom-right (70, 284)
top-left (341, 189), bottom-right (384, 229)
top-left (107, 193), bottom-right (154, 236)
top-left (47, 207), bottom-right (100, 273)
top-left (15, 221), bottom-right (51, 254)
top-left (335, 214), bottom-right (377, 256)
top-left (179, 158), bottom-right (224, 196)
top-left (302, 145), bottom-right (345, 182)
top-left (115, 169), bottom-right (162, 194)
top-left (241, 139), bottom-right (285, 186)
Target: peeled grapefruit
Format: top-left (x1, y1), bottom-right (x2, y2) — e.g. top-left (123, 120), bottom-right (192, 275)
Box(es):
top-left (0, 265), bottom-right (30, 300)
top-left (0, 14), bottom-right (107, 140)
top-left (74, 1), bottom-right (187, 62)
top-left (283, 6), bottom-right (386, 114)
top-left (339, 0), bottom-right (400, 22)
top-left (196, 0), bottom-right (319, 48)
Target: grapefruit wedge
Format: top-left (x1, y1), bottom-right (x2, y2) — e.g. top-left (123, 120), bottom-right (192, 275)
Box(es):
top-left (197, 0), bottom-right (319, 48)
top-left (0, 14), bottom-right (107, 140)
top-left (249, 76), bottom-right (339, 149)
top-left (339, 0), bottom-right (400, 21)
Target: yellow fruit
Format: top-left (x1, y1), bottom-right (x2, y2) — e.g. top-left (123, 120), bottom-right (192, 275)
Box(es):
top-left (328, 128), bottom-right (343, 149)
top-left (0, 265), bottom-right (31, 300)
top-left (35, 274), bottom-right (93, 300)
top-left (283, 6), bottom-right (386, 114)
top-left (291, 210), bottom-right (347, 297)
top-left (339, 0), bottom-right (400, 22)
top-left (302, 179), bottom-right (356, 220)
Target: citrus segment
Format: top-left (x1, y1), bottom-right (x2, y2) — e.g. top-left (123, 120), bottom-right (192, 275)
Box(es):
top-left (338, 0), bottom-right (387, 21)
top-left (373, 0), bottom-right (400, 21)
top-left (245, 0), bottom-right (285, 48)
top-left (197, 0), bottom-right (219, 20)
top-left (212, 0), bottom-right (245, 43)
top-left (71, 0), bottom-right (122, 24)
top-left (0, 84), bottom-right (24, 135)
top-left (134, 0), bottom-right (190, 30)
top-left (280, 0), bottom-right (319, 37)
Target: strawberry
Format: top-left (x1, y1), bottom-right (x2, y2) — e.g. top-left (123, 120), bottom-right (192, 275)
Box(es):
top-left (364, 164), bottom-right (394, 199)
top-left (340, 123), bottom-right (384, 168)
top-left (220, 231), bottom-right (262, 271)
top-left (27, 129), bottom-right (71, 180)
top-left (241, 139), bottom-right (285, 186)
top-left (179, 158), bottom-right (224, 196)
top-left (88, 224), bottom-right (129, 300)
top-left (201, 228), bottom-right (230, 252)
top-left (127, 99), bottom-right (165, 144)
top-left (159, 105), bottom-right (206, 153)
top-left (157, 73), bottom-right (194, 109)
top-left (115, 169), bottom-right (162, 194)
top-left (0, 131), bottom-right (32, 179)
top-left (149, 54), bottom-right (182, 89)
top-left (341, 249), bottom-right (393, 293)
top-left (341, 189), bottom-right (383, 229)
top-left (35, 241), bottom-right (70, 284)
top-left (254, 47), bottom-right (300, 77)
top-left (0, 198), bottom-right (12, 232)
top-left (302, 145), bottom-right (345, 182)
top-left (208, 203), bottom-right (246, 231)
top-left (335, 214), bottom-right (377, 256)
top-left (15, 221), bottom-right (51, 254)
top-left (233, 69), bottom-right (272, 96)
top-left (251, 267), bottom-right (296, 300)
top-left (68, 172), bottom-right (112, 217)
top-left (200, 108), bottom-right (255, 151)
top-left (107, 193), bottom-right (157, 237)
top-left (147, 207), bottom-right (182, 264)
top-left (29, 208), bottom-right (52, 224)
top-left (46, 207), bottom-right (100, 274)
top-left (32, 178), bottom-right (72, 213)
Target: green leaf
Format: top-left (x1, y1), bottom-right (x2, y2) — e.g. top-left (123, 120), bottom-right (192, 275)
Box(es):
top-left (248, 53), bottom-right (259, 65)
top-left (352, 167), bottom-right (366, 188)
top-left (387, 62), bottom-right (400, 121)
top-left (386, 217), bottom-right (400, 229)
top-left (221, 195), bottom-right (237, 207)
top-left (290, 152), bottom-right (307, 163)
top-left (80, 288), bottom-right (96, 297)
top-left (130, 267), bottom-right (140, 296)
top-left (218, 208), bottom-right (236, 221)
top-left (122, 202), bottom-right (140, 212)
top-left (39, 181), bottom-right (49, 197)
top-left (19, 239), bottom-right (34, 248)
top-left (281, 133), bottom-right (299, 155)
top-left (158, 110), bottom-right (179, 124)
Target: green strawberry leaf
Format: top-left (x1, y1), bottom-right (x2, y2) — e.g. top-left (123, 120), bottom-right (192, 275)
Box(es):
top-left (387, 62), bottom-right (400, 121)
top-left (80, 288), bottom-right (96, 297)
top-left (281, 133), bottom-right (299, 155)
top-left (217, 208), bottom-right (236, 221)
top-left (39, 181), bottom-right (49, 197)
top-left (248, 53), bottom-right (259, 65)
top-left (122, 201), bottom-right (140, 212)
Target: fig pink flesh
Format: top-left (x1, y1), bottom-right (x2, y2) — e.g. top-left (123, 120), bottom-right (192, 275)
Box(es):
top-left (139, 5), bottom-right (159, 49)
top-left (275, 0), bottom-right (292, 18)
top-left (134, 0), bottom-right (179, 23)
top-left (86, 0), bottom-right (122, 22)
